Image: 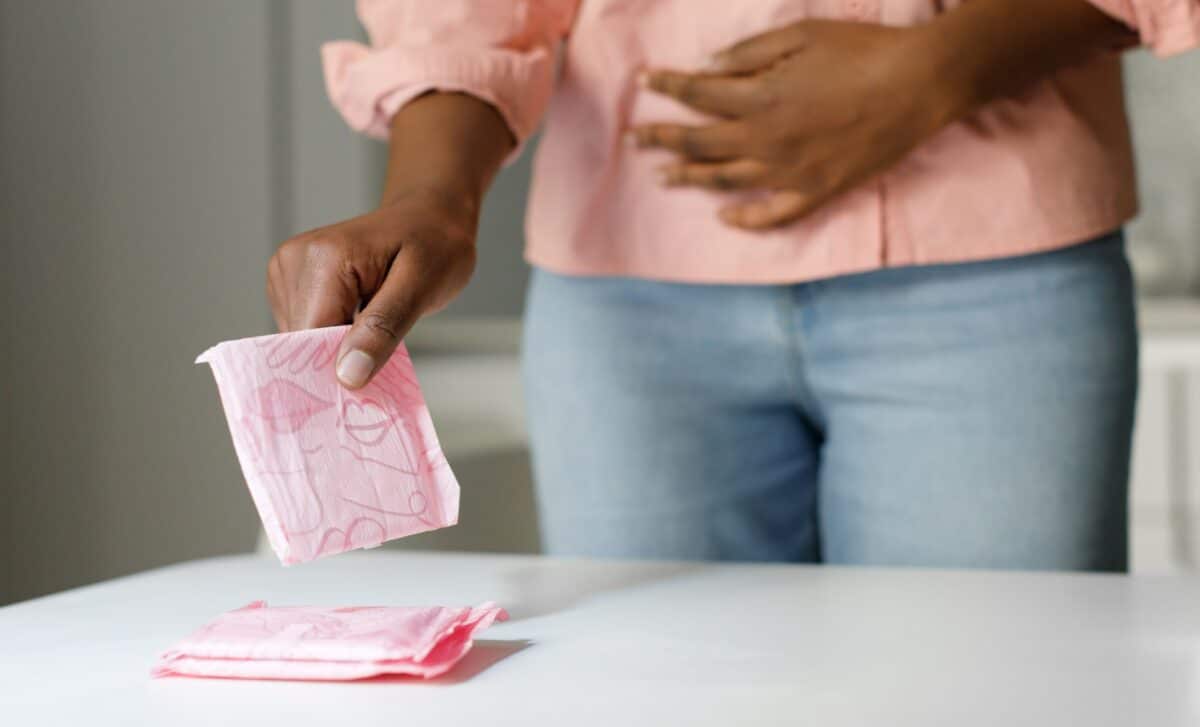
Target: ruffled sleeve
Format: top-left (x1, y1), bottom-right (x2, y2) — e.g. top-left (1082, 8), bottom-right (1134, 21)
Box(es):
top-left (1087, 0), bottom-right (1200, 55)
top-left (322, 0), bottom-right (578, 154)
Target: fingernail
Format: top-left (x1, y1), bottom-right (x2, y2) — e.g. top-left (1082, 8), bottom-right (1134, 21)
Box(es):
top-left (336, 349), bottom-right (374, 388)
top-left (706, 54), bottom-right (730, 72)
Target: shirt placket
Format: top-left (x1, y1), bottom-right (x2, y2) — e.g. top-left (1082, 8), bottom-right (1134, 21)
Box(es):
top-left (844, 1), bottom-right (889, 266)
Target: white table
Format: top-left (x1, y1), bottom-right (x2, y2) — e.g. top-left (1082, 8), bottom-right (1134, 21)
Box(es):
top-left (2, 552), bottom-right (1198, 726)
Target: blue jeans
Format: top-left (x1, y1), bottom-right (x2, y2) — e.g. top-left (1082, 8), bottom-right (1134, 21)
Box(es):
top-left (522, 232), bottom-right (1138, 571)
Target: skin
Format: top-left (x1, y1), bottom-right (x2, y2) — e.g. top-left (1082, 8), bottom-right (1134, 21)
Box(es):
top-left (267, 92), bottom-right (513, 387)
top-left (632, 0), bottom-right (1136, 228)
top-left (268, 0), bottom-right (1136, 390)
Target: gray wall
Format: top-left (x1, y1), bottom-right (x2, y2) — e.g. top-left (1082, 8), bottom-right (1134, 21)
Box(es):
top-left (1124, 50), bottom-right (1200, 294)
top-left (0, 0), bottom-right (534, 605)
top-left (0, 1), bottom-right (279, 604)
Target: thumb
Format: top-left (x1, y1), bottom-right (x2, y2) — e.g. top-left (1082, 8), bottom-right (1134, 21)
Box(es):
top-left (334, 256), bottom-right (424, 390)
top-left (707, 23), bottom-right (809, 74)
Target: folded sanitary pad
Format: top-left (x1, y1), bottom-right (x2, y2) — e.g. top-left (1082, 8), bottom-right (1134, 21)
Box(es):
top-left (153, 601), bottom-right (507, 680)
top-left (197, 326), bottom-right (459, 564)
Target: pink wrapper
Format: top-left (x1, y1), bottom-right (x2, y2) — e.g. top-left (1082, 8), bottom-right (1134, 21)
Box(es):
top-left (153, 601), bottom-right (507, 680)
top-left (196, 326), bottom-right (459, 564)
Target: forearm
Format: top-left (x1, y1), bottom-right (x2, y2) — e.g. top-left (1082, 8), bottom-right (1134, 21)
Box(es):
top-left (919, 0), bottom-right (1137, 126)
top-left (381, 92), bottom-right (516, 212)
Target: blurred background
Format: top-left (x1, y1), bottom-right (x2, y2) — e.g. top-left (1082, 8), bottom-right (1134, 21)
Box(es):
top-left (2, 1), bottom-right (1199, 606)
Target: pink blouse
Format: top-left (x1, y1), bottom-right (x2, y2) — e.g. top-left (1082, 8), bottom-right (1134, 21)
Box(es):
top-left (321, 0), bottom-right (1200, 284)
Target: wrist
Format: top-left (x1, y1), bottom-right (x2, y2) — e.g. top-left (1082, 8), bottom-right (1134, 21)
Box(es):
top-left (870, 24), bottom-right (978, 147)
top-left (903, 22), bottom-right (985, 133)
top-left (380, 154), bottom-right (493, 215)
top-left (379, 183), bottom-right (484, 227)
top-left (381, 92), bottom-right (513, 211)
top-left (913, 0), bottom-right (1138, 129)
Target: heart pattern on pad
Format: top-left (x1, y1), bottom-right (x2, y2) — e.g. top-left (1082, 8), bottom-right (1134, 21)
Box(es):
top-left (197, 326), bottom-right (460, 564)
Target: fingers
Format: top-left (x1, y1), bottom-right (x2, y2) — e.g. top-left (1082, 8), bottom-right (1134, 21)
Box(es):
top-left (719, 190), bottom-right (815, 230)
top-left (658, 159), bottom-right (769, 190)
top-left (631, 121), bottom-right (746, 161)
top-left (334, 253), bottom-right (426, 390)
top-left (708, 23), bottom-right (809, 74)
top-left (293, 257), bottom-right (359, 331)
top-left (267, 199), bottom-right (477, 390)
top-left (641, 70), bottom-right (773, 118)
top-left (268, 236), bottom-right (367, 335)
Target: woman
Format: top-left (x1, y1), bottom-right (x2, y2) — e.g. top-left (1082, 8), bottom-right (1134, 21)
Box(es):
top-left (267, 0), bottom-right (1200, 570)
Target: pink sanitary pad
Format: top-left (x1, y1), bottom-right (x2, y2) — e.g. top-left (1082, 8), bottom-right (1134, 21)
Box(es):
top-left (153, 601), bottom-right (507, 680)
top-left (197, 326), bottom-right (459, 564)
